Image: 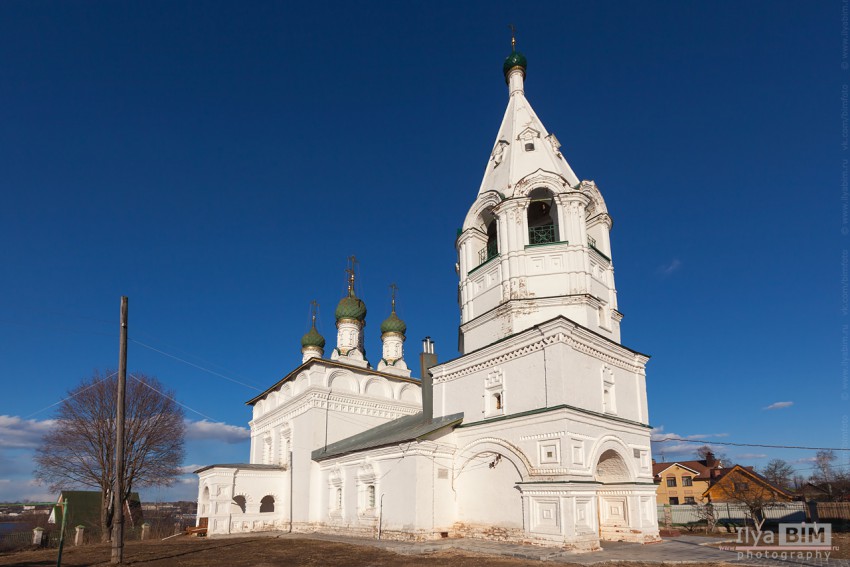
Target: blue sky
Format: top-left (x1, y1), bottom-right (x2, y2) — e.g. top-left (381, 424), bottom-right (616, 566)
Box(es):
top-left (0, 1), bottom-right (840, 502)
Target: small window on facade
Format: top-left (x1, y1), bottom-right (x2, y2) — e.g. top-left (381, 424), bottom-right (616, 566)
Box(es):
top-left (667, 477), bottom-right (677, 487)
top-left (669, 497), bottom-right (679, 505)
top-left (682, 476), bottom-right (693, 487)
top-left (525, 141), bottom-right (535, 151)
top-left (494, 392), bottom-right (502, 410)
top-left (367, 485), bottom-right (376, 509)
top-left (684, 497), bottom-right (696, 504)
top-left (336, 488), bottom-right (343, 510)
top-left (734, 482), bottom-right (749, 492)
top-left (232, 495), bottom-right (246, 513)
top-left (260, 495), bottom-right (275, 513)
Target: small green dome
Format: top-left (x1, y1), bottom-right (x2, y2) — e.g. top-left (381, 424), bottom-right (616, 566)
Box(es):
top-left (301, 325), bottom-right (325, 349)
top-left (503, 51), bottom-right (527, 80)
top-left (335, 294), bottom-right (367, 321)
top-left (380, 311), bottom-right (407, 335)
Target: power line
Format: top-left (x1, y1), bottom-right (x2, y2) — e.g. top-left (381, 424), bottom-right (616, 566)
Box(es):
top-left (653, 436), bottom-right (850, 452)
top-left (129, 373), bottom-right (222, 423)
top-left (131, 339), bottom-right (262, 392)
top-left (24, 371), bottom-right (118, 418)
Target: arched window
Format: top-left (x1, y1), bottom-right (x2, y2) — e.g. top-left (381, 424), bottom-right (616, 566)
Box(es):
top-left (527, 188), bottom-right (559, 245)
top-left (336, 488), bottom-right (343, 510)
top-left (476, 209), bottom-right (499, 267)
top-left (367, 485), bottom-right (376, 509)
top-left (200, 486), bottom-right (210, 515)
top-left (260, 495), bottom-right (275, 513)
top-left (231, 495), bottom-right (246, 514)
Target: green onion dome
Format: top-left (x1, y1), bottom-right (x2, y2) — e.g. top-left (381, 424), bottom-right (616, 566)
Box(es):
top-left (380, 310), bottom-right (407, 335)
top-left (503, 50), bottom-right (527, 80)
top-left (335, 293), bottom-right (367, 322)
top-left (301, 325), bottom-right (325, 349)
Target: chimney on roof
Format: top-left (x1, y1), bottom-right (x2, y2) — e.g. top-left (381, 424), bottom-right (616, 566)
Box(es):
top-left (705, 451), bottom-right (717, 468)
top-left (419, 337), bottom-right (437, 422)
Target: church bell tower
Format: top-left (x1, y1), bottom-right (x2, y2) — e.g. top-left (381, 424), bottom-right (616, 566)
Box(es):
top-left (456, 43), bottom-right (620, 354)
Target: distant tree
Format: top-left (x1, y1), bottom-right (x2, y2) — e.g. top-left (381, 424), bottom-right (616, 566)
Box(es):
top-left (808, 450), bottom-right (850, 501)
top-left (695, 445), bottom-right (730, 466)
top-left (812, 450), bottom-right (837, 483)
top-left (762, 459), bottom-right (794, 490)
top-left (34, 370), bottom-right (185, 542)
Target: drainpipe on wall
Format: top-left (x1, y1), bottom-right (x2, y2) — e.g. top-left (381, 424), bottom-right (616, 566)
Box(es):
top-left (378, 493), bottom-right (385, 540)
top-left (289, 450), bottom-right (293, 533)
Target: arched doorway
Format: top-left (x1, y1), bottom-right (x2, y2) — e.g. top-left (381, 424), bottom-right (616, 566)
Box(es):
top-left (455, 443), bottom-right (527, 537)
top-left (594, 448), bottom-right (632, 540)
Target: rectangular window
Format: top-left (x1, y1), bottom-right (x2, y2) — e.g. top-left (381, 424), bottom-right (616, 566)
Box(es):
top-left (682, 476), bottom-right (693, 487)
top-left (666, 477), bottom-right (677, 487)
top-left (669, 497), bottom-right (679, 505)
top-left (684, 497), bottom-right (696, 504)
top-left (734, 482), bottom-right (749, 492)
top-left (336, 488), bottom-right (342, 510)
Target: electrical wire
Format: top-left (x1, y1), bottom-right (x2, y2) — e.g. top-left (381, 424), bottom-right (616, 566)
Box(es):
top-left (129, 373), bottom-right (223, 423)
top-left (131, 339), bottom-right (262, 392)
top-left (24, 371), bottom-right (118, 418)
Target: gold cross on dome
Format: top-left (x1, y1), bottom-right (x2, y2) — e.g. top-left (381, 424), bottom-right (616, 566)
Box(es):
top-left (389, 282), bottom-right (398, 311)
top-left (345, 255), bottom-right (358, 295)
top-left (310, 299), bottom-right (319, 325)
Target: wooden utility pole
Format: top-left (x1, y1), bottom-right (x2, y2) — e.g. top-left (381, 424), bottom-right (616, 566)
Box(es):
top-left (111, 296), bottom-right (128, 564)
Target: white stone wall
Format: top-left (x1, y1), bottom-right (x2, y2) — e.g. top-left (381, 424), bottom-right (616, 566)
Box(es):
top-left (432, 318), bottom-right (648, 427)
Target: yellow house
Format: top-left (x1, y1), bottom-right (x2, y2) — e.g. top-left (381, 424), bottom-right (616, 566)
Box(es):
top-left (652, 453), bottom-right (724, 505)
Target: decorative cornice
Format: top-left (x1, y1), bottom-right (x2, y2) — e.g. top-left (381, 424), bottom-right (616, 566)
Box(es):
top-left (251, 387), bottom-right (419, 435)
top-left (437, 318), bottom-right (648, 384)
top-left (246, 357), bottom-right (420, 406)
top-left (519, 430), bottom-right (565, 441)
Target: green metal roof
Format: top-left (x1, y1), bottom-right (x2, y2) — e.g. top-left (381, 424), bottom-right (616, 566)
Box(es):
top-left (380, 311), bottom-right (406, 335)
top-left (503, 50), bottom-right (527, 79)
top-left (300, 325), bottom-right (326, 348)
top-left (312, 412), bottom-right (463, 461)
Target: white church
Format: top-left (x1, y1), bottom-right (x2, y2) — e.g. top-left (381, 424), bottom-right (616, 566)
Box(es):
top-left (195, 44), bottom-right (660, 551)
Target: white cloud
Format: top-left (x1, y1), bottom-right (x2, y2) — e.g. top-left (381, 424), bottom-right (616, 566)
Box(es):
top-left (650, 426), bottom-right (729, 460)
top-left (184, 420), bottom-right (249, 444)
top-left (178, 464), bottom-right (203, 475)
top-left (658, 258), bottom-right (682, 276)
top-left (735, 453), bottom-right (768, 460)
top-left (763, 401), bottom-right (793, 410)
top-left (0, 415), bottom-right (55, 449)
top-left (793, 456), bottom-right (817, 464)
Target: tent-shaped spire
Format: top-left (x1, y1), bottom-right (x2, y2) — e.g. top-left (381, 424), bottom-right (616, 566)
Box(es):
top-left (477, 50), bottom-right (580, 198)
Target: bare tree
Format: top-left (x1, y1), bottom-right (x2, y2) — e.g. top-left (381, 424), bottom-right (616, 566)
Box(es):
top-left (808, 450), bottom-right (850, 501)
top-left (812, 450), bottom-right (837, 483)
top-left (714, 470), bottom-right (781, 531)
top-left (34, 370), bottom-right (185, 541)
top-left (688, 501), bottom-right (717, 533)
top-left (761, 459), bottom-right (794, 490)
top-left (695, 445), bottom-right (730, 465)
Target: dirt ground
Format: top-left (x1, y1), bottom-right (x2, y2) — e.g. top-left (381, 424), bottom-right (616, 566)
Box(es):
top-left (0, 536), bottom-right (730, 567)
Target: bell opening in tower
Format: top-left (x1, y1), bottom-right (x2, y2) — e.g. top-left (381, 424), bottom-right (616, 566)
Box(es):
top-left (527, 187), bottom-right (559, 245)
